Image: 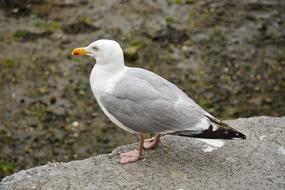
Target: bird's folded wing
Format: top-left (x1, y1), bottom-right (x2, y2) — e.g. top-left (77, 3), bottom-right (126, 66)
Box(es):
top-left (99, 68), bottom-right (211, 134)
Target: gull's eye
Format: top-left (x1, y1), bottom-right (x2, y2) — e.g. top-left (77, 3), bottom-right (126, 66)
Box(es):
top-left (92, 46), bottom-right (98, 51)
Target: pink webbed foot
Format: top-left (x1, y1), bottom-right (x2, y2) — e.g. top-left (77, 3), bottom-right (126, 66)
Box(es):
top-left (119, 149), bottom-right (144, 164)
top-left (143, 135), bottom-right (160, 150)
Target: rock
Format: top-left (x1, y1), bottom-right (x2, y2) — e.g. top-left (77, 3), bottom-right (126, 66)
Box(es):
top-left (0, 116), bottom-right (285, 190)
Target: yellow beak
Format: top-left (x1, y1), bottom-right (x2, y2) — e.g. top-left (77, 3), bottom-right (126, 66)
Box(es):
top-left (72, 47), bottom-right (87, 56)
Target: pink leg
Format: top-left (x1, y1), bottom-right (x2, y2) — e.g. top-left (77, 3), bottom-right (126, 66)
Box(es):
top-left (143, 134), bottom-right (161, 150)
top-left (120, 134), bottom-right (144, 164)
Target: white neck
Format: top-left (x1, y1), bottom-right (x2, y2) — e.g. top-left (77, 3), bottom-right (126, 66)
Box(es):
top-left (89, 57), bottom-right (126, 96)
top-left (93, 54), bottom-right (124, 77)
top-left (96, 59), bottom-right (124, 73)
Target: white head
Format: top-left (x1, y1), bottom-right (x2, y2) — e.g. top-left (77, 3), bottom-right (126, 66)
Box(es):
top-left (72, 39), bottom-right (125, 70)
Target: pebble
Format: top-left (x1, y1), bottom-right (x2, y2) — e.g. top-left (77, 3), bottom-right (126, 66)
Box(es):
top-left (72, 121), bottom-right (80, 127)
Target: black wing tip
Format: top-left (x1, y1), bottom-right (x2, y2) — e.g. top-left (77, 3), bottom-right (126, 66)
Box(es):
top-left (173, 131), bottom-right (246, 140)
top-left (206, 116), bottom-right (247, 140)
top-left (236, 132), bottom-right (246, 139)
top-left (228, 131), bottom-right (246, 140)
top-left (171, 124), bottom-right (247, 140)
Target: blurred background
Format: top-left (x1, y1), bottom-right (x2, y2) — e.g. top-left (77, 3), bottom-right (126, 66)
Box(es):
top-left (0, 0), bottom-right (284, 179)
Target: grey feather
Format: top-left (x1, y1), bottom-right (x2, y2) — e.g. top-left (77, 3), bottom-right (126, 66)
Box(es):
top-left (99, 67), bottom-right (210, 134)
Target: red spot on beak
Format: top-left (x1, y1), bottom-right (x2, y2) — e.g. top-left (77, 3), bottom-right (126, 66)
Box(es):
top-left (72, 47), bottom-right (87, 56)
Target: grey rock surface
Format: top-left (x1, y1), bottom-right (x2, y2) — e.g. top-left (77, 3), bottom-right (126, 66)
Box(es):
top-left (0, 116), bottom-right (285, 190)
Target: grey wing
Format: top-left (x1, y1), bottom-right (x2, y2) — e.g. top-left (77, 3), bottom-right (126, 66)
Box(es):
top-left (99, 68), bottom-right (211, 134)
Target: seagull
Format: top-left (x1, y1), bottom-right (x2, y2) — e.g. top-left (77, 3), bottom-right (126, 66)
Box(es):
top-left (71, 39), bottom-right (246, 164)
